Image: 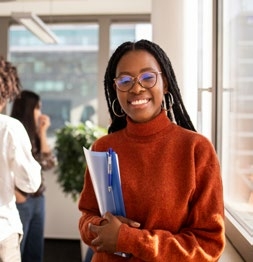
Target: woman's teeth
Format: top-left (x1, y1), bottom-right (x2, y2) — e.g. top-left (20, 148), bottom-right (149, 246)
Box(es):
top-left (131, 99), bottom-right (148, 105)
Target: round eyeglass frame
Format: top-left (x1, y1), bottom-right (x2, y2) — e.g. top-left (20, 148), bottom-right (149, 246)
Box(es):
top-left (114, 71), bottom-right (162, 92)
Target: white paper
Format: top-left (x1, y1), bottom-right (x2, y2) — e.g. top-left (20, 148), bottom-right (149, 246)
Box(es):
top-left (83, 147), bottom-right (126, 216)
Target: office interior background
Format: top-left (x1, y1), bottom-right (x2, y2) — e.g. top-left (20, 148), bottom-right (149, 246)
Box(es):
top-left (0, 0), bottom-right (252, 261)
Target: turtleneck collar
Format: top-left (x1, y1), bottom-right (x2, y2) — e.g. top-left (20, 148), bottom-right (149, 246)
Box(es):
top-left (125, 110), bottom-right (172, 138)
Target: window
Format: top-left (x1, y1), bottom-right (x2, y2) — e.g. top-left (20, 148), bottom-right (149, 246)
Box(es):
top-left (9, 24), bottom-right (99, 136)
top-left (218, 0), bottom-right (253, 260)
top-left (110, 23), bottom-right (152, 51)
top-left (8, 20), bottom-right (152, 137)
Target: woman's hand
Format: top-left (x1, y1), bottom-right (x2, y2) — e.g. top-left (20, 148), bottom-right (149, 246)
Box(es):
top-left (15, 189), bottom-right (27, 203)
top-left (38, 114), bottom-right (51, 153)
top-left (89, 212), bottom-right (140, 253)
top-left (38, 114), bottom-right (51, 133)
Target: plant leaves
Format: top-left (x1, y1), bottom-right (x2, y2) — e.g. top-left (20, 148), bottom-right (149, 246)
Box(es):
top-left (54, 121), bottom-right (106, 201)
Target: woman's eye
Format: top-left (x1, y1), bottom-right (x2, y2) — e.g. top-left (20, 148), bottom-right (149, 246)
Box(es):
top-left (141, 73), bottom-right (155, 81)
top-left (119, 76), bottom-right (132, 85)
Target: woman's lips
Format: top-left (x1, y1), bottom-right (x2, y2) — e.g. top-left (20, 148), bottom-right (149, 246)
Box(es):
top-left (129, 99), bottom-right (150, 105)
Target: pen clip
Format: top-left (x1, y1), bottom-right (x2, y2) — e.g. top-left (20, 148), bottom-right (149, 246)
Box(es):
top-left (107, 148), bottom-right (113, 192)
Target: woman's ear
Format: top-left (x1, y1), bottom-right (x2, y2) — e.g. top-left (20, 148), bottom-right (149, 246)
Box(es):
top-left (162, 76), bottom-right (169, 94)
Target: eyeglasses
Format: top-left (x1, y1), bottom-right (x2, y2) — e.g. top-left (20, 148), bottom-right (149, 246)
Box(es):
top-left (114, 71), bottom-right (162, 92)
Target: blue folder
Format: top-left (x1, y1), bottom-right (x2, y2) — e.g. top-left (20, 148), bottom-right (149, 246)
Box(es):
top-left (83, 147), bottom-right (132, 258)
top-left (83, 147), bottom-right (126, 217)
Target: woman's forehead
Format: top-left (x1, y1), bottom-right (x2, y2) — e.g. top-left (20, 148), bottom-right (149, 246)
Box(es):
top-left (116, 50), bottom-right (160, 74)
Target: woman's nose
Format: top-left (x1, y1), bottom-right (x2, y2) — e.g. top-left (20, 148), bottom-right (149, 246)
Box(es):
top-left (129, 80), bottom-right (145, 93)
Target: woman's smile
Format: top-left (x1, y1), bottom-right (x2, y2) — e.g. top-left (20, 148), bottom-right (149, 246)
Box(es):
top-left (128, 98), bottom-right (150, 105)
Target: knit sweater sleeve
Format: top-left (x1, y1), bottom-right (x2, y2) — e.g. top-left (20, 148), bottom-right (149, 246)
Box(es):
top-left (116, 138), bottom-right (225, 262)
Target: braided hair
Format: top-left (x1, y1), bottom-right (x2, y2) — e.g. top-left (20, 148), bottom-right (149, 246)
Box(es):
top-left (0, 56), bottom-right (21, 105)
top-left (104, 39), bottom-right (196, 133)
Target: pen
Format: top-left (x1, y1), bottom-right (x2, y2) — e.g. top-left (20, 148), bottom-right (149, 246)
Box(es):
top-left (107, 148), bottom-right (112, 192)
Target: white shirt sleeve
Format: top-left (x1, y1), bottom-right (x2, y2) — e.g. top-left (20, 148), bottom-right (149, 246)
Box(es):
top-left (8, 118), bottom-right (41, 193)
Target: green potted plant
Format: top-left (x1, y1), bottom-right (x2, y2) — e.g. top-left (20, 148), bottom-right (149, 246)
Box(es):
top-left (54, 121), bottom-right (106, 201)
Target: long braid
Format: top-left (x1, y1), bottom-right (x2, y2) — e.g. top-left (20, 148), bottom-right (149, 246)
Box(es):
top-left (104, 40), bottom-right (196, 133)
top-left (104, 42), bottom-right (133, 133)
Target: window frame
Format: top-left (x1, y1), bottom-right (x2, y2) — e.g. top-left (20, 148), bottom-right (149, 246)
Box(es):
top-left (216, 0), bottom-right (253, 261)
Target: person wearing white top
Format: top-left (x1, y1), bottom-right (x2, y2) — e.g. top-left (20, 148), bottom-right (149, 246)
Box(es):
top-left (0, 56), bottom-right (41, 262)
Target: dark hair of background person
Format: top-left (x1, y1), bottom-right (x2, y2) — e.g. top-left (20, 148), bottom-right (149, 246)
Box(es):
top-left (0, 56), bottom-right (21, 104)
top-left (104, 39), bottom-right (196, 133)
top-left (11, 90), bottom-right (41, 154)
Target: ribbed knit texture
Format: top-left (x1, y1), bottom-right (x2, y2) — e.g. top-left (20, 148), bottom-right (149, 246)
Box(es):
top-left (79, 111), bottom-right (225, 261)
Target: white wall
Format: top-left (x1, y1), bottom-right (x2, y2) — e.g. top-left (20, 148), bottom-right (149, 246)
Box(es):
top-left (44, 168), bottom-right (81, 239)
top-left (151, 0), bottom-right (199, 126)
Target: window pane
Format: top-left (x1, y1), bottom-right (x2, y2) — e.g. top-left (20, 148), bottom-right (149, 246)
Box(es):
top-left (221, 0), bottom-right (253, 241)
top-left (8, 24), bottom-right (99, 137)
top-left (110, 23), bottom-right (152, 51)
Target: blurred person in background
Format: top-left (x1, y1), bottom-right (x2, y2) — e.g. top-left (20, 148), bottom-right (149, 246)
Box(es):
top-left (0, 56), bottom-right (41, 262)
top-left (11, 90), bottom-right (56, 262)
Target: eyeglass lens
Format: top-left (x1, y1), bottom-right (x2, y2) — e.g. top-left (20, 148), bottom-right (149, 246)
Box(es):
top-left (115, 72), bottom-right (158, 91)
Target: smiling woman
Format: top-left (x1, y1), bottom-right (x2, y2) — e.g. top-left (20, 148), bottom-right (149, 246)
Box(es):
top-left (78, 39), bottom-right (225, 262)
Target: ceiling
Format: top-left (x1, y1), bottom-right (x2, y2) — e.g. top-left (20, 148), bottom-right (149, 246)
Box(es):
top-left (0, 0), bottom-right (151, 17)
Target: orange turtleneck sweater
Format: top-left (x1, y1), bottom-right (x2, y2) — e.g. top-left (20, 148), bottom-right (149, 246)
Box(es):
top-left (78, 112), bottom-right (225, 261)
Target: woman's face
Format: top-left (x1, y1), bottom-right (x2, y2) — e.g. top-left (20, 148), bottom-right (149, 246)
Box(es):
top-left (34, 101), bottom-right (42, 127)
top-left (115, 50), bottom-right (167, 123)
